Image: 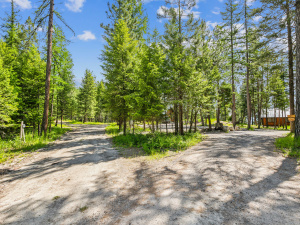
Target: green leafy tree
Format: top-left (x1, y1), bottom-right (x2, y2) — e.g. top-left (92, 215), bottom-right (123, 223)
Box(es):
top-left (78, 69), bottom-right (96, 123)
top-left (101, 19), bottom-right (138, 135)
top-left (0, 41), bottom-right (17, 123)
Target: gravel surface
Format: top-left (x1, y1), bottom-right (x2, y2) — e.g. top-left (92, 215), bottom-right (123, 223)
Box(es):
top-left (0, 125), bottom-right (299, 225)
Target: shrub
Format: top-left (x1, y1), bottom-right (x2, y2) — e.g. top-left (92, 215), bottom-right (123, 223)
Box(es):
top-left (112, 132), bottom-right (203, 155)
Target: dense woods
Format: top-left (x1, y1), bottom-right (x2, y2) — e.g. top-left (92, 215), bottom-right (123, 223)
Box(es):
top-left (0, 0), bottom-right (299, 139)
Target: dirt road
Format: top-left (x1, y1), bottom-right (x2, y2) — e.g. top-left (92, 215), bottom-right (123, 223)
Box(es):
top-left (0, 125), bottom-right (299, 225)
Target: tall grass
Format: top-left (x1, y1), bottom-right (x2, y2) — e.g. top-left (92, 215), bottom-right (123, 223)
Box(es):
top-left (0, 127), bottom-right (71, 164)
top-left (275, 133), bottom-right (300, 158)
top-left (112, 132), bottom-right (203, 155)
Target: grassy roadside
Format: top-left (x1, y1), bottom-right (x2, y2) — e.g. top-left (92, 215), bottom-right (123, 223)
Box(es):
top-left (275, 133), bottom-right (300, 159)
top-left (105, 123), bottom-right (204, 157)
top-left (0, 126), bottom-right (71, 164)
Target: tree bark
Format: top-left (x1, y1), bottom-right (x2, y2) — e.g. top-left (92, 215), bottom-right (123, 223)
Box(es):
top-left (174, 103), bottom-right (178, 135)
top-left (41, 0), bottom-right (54, 136)
top-left (49, 91), bottom-right (54, 133)
top-left (296, 0), bottom-right (300, 137)
top-left (245, 0), bottom-right (251, 130)
top-left (189, 109), bottom-right (194, 133)
top-left (230, 1), bottom-right (236, 129)
top-left (286, 0), bottom-right (295, 132)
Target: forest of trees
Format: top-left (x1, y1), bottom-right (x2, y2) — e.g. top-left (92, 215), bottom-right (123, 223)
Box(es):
top-left (0, 0), bottom-right (300, 138)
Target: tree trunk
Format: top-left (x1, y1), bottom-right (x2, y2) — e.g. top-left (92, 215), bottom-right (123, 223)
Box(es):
top-left (123, 116), bottom-right (127, 135)
top-left (55, 96), bottom-right (58, 127)
top-left (49, 91), bottom-right (54, 133)
top-left (295, 0), bottom-right (300, 138)
top-left (245, 0), bottom-right (251, 130)
top-left (41, 0), bottom-right (54, 136)
top-left (200, 109), bottom-right (204, 126)
top-left (189, 109), bottom-right (194, 133)
top-left (174, 103), bottom-right (178, 135)
top-left (61, 110), bottom-right (63, 129)
top-left (231, 4), bottom-right (236, 129)
top-left (286, 0), bottom-right (295, 132)
top-left (208, 115), bottom-right (212, 131)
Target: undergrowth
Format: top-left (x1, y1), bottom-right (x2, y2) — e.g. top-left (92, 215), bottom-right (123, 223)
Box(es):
top-left (275, 133), bottom-right (300, 159)
top-left (112, 132), bottom-right (203, 155)
top-left (0, 126), bottom-right (71, 164)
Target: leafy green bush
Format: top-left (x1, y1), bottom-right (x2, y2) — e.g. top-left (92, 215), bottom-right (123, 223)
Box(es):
top-left (0, 127), bottom-right (71, 164)
top-left (112, 132), bottom-right (203, 155)
top-left (275, 133), bottom-right (300, 158)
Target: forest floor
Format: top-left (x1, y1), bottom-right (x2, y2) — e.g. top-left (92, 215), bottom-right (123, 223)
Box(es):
top-left (0, 124), bottom-right (299, 225)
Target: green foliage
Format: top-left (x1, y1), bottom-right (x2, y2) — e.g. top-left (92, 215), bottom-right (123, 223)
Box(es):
top-left (101, 19), bottom-right (138, 134)
top-left (0, 127), bottom-right (70, 164)
top-left (112, 132), bottom-right (203, 155)
top-left (78, 69), bottom-right (97, 122)
top-left (0, 41), bottom-right (18, 123)
top-left (275, 133), bottom-right (300, 159)
top-left (105, 123), bottom-right (120, 135)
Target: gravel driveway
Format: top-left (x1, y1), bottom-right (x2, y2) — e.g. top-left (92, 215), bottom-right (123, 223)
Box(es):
top-left (0, 125), bottom-right (299, 225)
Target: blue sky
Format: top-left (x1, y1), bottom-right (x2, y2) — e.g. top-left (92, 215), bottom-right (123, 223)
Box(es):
top-left (0, 0), bottom-right (227, 85)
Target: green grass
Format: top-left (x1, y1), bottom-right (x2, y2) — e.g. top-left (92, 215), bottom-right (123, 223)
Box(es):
top-left (0, 127), bottom-right (71, 164)
top-left (105, 123), bottom-right (120, 135)
top-left (69, 121), bottom-right (108, 125)
top-left (275, 133), bottom-right (300, 159)
top-left (112, 132), bottom-right (203, 155)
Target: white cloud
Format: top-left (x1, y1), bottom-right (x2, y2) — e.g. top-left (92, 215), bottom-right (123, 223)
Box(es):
top-left (253, 16), bottom-right (262, 22)
top-left (207, 21), bottom-right (219, 28)
top-left (65, 0), bottom-right (85, 12)
top-left (5, 0), bottom-right (32, 9)
top-left (77, 31), bottom-right (96, 41)
top-left (212, 7), bottom-right (220, 15)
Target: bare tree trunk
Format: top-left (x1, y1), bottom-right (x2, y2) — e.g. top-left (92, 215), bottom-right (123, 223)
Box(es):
top-left (123, 116), bottom-right (127, 135)
top-left (286, 0), bottom-right (295, 132)
top-left (41, 0), bottom-right (54, 136)
top-left (208, 115), bottom-right (212, 131)
top-left (295, 0), bottom-right (300, 137)
top-left (245, 0), bottom-right (251, 130)
top-left (49, 92), bottom-right (54, 133)
top-left (61, 110), bottom-right (63, 129)
top-left (230, 4), bottom-right (236, 129)
top-left (200, 109), bottom-right (204, 126)
top-left (174, 103), bottom-right (178, 135)
top-left (189, 109), bottom-right (194, 133)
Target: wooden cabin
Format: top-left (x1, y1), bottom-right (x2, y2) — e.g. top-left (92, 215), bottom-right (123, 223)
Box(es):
top-left (261, 117), bottom-right (290, 127)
